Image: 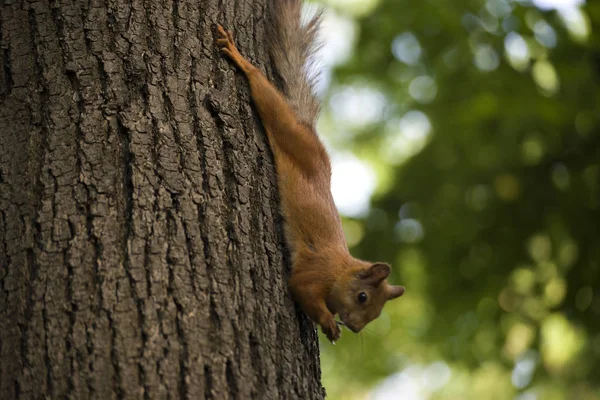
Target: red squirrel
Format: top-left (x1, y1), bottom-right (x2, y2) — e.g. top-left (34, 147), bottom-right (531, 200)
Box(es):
top-left (215, 0), bottom-right (404, 343)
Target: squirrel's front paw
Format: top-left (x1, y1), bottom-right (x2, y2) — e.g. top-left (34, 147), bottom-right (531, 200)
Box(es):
top-left (321, 319), bottom-right (341, 343)
top-left (215, 25), bottom-right (237, 58)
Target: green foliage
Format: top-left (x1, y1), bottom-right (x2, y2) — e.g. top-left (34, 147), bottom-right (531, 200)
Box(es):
top-left (317, 0), bottom-right (600, 398)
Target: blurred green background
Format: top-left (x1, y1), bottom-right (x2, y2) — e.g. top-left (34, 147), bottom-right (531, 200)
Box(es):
top-left (312, 0), bottom-right (600, 398)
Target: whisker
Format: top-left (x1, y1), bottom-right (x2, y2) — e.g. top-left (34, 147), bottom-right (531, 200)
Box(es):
top-left (361, 326), bottom-right (382, 338)
top-left (360, 331), bottom-right (364, 359)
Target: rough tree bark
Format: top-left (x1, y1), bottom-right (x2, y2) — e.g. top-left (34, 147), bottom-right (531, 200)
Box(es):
top-left (0, 0), bottom-right (323, 398)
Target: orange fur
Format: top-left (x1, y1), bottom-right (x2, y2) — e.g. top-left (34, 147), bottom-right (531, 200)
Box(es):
top-left (216, 24), bottom-right (404, 342)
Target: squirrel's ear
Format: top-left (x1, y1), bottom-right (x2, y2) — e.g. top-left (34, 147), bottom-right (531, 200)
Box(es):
top-left (388, 285), bottom-right (405, 300)
top-left (359, 263), bottom-right (391, 285)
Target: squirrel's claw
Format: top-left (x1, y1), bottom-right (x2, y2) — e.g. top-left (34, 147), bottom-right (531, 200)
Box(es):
top-left (216, 24), bottom-right (228, 38)
top-left (322, 318), bottom-right (341, 343)
top-left (215, 24), bottom-right (246, 69)
top-left (226, 29), bottom-right (234, 43)
top-left (216, 25), bottom-right (235, 47)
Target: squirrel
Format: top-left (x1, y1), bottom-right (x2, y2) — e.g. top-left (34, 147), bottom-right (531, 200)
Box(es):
top-left (215, 0), bottom-right (404, 343)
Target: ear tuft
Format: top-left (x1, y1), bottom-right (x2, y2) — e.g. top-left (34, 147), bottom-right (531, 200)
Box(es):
top-left (359, 263), bottom-right (391, 285)
top-left (388, 285), bottom-right (405, 299)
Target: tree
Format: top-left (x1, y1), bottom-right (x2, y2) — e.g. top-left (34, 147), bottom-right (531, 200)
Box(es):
top-left (0, 0), bottom-right (323, 398)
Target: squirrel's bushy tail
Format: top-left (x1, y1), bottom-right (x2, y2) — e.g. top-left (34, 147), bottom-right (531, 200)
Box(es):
top-left (268, 0), bottom-right (322, 127)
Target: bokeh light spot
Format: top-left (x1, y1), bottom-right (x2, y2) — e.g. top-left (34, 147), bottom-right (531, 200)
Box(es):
top-left (521, 135), bottom-right (544, 165)
top-left (399, 202), bottom-right (422, 220)
top-left (329, 85), bottom-right (386, 128)
top-left (382, 111), bottom-right (432, 165)
top-left (511, 268), bottom-right (536, 295)
top-left (528, 234), bottom-right (552, 263)
top-left (341, 219), bottom-right (365, 248)
top-left (532, 60), bottom-right (560, 95)
top-left (558, 6), bottom-right (590, 42)
top-left (323, 0), bottom-right (381, 17)
top-left (486, 0), bottom-right (512, 19)
top-left (544, 277), bottom-right (567, 307)
top-left (541, 314), bottom-right (585, 372)
top-left (409, 76), bottom-right (437, 104)
top-left (504, 32), bottom-right (530, 71)
top-left (511, 351), bottom-right (538, 389)
top-left (395, 219), bottom-right (424, 243)
top-left (466, 184), bottom-right (492, 211)
top-left (534, 20), bottom-right (557, 48)
top-left (392, 32), bottom-right (422, 65)
top-left (533, 0), bottom-right (585, 10)
top-left (474, 44), bottom-right (500, 71)
top-left (499, 288), bottom-right (520, 312)
top-left (422, 362), bottom-right (451, 391)
top-left (505, 323), bottom-right (535, 359)
top-left (330, 153), bottom-right (376, 217)
top-left (494, 174), bottom-right (520, 201)
top-left (551, 163), bottom-right (570, 191)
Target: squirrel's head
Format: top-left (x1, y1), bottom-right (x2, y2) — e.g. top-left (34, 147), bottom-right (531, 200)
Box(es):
top-left (327, 262), bottom-right (405, 333)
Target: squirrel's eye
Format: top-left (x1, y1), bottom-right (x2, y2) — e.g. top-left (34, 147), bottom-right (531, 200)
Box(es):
top-left (357, 292), bottom-right (368, 304)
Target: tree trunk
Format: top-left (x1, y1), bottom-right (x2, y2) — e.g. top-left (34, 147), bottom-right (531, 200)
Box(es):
top-left (0, 0), bottom-right (323, 398)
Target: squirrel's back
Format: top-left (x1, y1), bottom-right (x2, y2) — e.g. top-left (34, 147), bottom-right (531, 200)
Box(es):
top-left (268, 0), bottom-right (322, 127)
